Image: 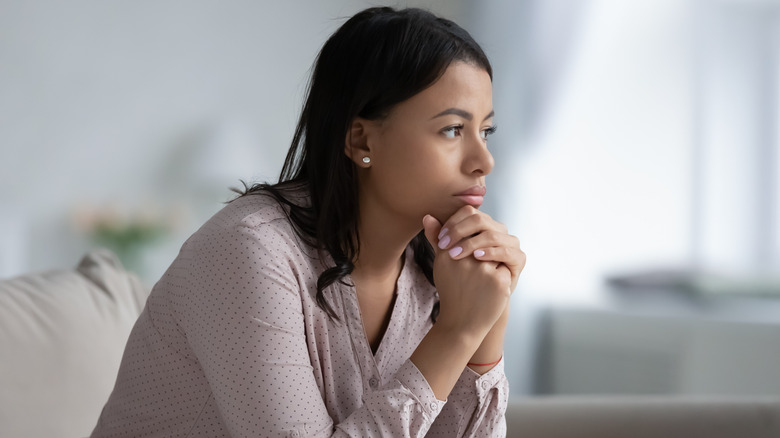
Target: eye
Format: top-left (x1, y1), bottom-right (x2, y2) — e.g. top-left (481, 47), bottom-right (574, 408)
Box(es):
top-left (442, 124), bottom-right (463, 139)
top-left (480, 124), bottom-right (498, 141)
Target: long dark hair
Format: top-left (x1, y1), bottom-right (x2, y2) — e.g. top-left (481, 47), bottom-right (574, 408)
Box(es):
top-left (234, 7), bottom-right (492, 320)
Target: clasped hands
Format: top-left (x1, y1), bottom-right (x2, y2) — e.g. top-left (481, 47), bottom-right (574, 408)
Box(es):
top-left (422, 205), bottom-right (526, 337)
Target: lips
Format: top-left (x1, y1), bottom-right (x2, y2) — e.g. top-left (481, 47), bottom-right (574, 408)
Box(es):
top-left (456, 186), bottom-right (487, 196)
top-left (455, 185), bottom-right (487, 207)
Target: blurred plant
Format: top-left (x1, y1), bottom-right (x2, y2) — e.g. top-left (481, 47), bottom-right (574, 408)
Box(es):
top-left (71, 200), bottom-right (187, 273)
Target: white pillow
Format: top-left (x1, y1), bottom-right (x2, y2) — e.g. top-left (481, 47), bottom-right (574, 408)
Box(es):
top-left (0, 249), bottom-right (149, 438)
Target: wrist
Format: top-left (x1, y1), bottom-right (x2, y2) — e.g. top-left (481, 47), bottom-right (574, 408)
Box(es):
top-left (467, 306), bottom-right (509, 373)
top-left (467, 354), bottom-right (502, 367)
top-left (467, 350), bottom-right (503, 374)
top-left (429, 318), bottom-right (485, 351)
top-left (410, 320), bottom-right (485, 400)
top-left (433, 313), bottom-right (492, 345)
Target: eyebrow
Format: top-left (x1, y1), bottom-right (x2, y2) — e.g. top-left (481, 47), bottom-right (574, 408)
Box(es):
top-left (430, 108), bottom-right (495, 122)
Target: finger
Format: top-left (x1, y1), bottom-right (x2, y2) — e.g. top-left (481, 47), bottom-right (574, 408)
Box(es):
top-left (475, 247), bottom-right (526, 290)
top-left (439, 212), bottom-right (507, 251)
top-left (422, 214), bottom-right (443, 254)
top-left (438, 205), bottom-right (480, 239)
top-left (443, 204), bottom-right (507, 234)
top-left (447, 231), bottom-right (518, 260)
top-left (476, 261), bottom-right (513, 295)
top-left (473, 246), bottom-right (526, 271)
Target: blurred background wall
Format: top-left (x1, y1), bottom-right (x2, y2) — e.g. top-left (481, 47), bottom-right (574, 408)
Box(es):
top-left (1, 0), bottom-right (779, 399)
top-left (0, 0), bottom-right (463, 282)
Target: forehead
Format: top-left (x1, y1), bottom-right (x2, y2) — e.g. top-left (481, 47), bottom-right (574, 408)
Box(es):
top-left (389, 61), bottom-right (493, 119)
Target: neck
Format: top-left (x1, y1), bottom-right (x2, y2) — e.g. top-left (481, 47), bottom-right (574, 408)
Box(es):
top-left (351, 194), bottom-right (420, 289)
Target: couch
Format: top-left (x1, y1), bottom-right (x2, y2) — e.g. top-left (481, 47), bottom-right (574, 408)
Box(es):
top-left (1, 250), bottom-right (778, 437)
top-left (0, 250), bottom-right (148, 438)
top-left (505, 395), bottom-right (780, 437)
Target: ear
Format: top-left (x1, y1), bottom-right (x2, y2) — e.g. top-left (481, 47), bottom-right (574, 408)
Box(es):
top-left (344, 117), bottom-right (373, 167)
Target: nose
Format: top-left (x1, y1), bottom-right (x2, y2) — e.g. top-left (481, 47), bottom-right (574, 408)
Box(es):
top-left (462, 134), bottom-right (494, 176)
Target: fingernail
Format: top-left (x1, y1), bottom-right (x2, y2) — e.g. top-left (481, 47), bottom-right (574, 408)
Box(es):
top-left (474, 249), bottom-right (485, 257)
top-left (437, 235), bottom-right (450, 249)
top-left (449, 246), bottom-right (463, 258)
top-left (438, 227), bottom-right (449, 239)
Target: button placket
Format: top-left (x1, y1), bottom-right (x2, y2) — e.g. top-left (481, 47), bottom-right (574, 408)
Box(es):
top-left (339, 282), bottom-right (381, 389)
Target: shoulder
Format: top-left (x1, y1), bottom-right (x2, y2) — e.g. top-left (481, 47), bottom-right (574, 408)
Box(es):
top-left (220, 190), bottom-right (291, 229)
top-left (184, 185), bottom-right (315, 261)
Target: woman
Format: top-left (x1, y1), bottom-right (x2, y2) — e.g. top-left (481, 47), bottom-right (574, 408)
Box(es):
top-left (92, 6), bottom-right (525, 438)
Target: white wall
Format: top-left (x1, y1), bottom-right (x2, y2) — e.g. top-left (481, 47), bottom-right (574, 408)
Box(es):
top-left (470, 0), bottom-right (780, 299)
top-left (467, 0), bottom-right (780, 396)
top-left (695, 0), bottom-right (780, 274)
top-left (0, 0), bottom-right (463, 283)
top-left (471, 0), bottom-right (697, 304)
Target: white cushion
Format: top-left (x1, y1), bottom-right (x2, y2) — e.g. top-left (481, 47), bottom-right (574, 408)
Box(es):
top-left (0, 249), bottom-right (148, 438)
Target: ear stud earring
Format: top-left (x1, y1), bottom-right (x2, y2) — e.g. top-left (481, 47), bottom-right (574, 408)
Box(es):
top-left (362, 157), bottom-right (371, 164)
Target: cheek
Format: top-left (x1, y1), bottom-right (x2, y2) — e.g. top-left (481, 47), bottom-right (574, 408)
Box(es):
top-left (371, 132), bottom-right (462, 218)
top-left (388, 143), bottom-right (449, 191)
top-left (376, 135), bottom-right (433, 183)
top-left (389, 162), bottom-right (462, 222)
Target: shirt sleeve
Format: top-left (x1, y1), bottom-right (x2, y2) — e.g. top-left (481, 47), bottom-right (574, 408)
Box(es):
top-left (329, 359), bottom-right (447, 437)
top-left (425, 358), bottom-right (509, 437)
top-left (179, 221), bottom-right (448, 438)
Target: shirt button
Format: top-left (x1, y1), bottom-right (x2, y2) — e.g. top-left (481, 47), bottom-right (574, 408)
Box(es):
top-left (429, 402), bottom-right (438, 411)
top-left (369, 377), bottom-right (379, 389)
top-left (481, 381), bottom-right (490, 390)
top-left (290, 431), bottom-right (300, 438)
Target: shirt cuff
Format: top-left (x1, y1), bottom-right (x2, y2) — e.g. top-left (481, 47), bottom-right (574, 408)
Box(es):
top-left (395, 359), bottom-right (448, 417)
top-left (458, 355), bottom-right (507, 399)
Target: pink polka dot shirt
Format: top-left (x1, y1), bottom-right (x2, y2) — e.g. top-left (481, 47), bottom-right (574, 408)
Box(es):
top-left (91, 191), bottom-right (508, 437)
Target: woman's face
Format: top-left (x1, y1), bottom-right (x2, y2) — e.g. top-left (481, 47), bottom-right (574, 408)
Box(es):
top-left (356, 61), bottom-right (495, 226)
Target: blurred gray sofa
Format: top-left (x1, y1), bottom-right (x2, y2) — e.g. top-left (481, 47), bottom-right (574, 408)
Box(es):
top-left (506, 396), bottom-right (780, 437)
top-left (1, 250), bottom-right (779, 437)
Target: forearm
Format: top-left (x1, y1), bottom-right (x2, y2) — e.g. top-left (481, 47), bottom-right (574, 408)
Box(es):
top-left (428, 316), bottom-right (510, 438)
top-left (410, 321), bottom-right (486, 401)
top-left (467, 304), bottom-right (508, 374)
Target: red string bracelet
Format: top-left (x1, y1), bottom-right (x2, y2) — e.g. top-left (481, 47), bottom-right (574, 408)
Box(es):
top-left (467, 355), bottom-right (502, 367)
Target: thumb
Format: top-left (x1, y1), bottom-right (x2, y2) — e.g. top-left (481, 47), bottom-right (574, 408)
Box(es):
top-left (422, 214), bottom-right (443, 252)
